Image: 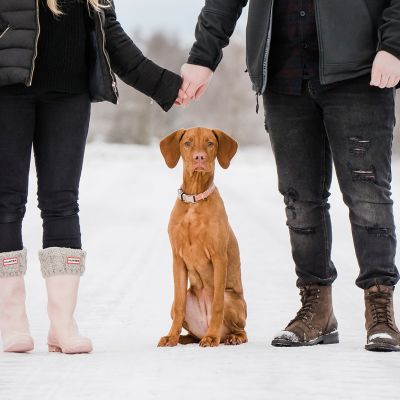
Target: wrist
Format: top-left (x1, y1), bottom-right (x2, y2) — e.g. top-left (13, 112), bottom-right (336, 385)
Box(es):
top-left (186, 58), bottom-right (218, 72)
top-left (377, 45), bottom-right (400, 61)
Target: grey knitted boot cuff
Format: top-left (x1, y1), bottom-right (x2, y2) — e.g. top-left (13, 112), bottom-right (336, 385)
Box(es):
top-left (39, 247), bottom-right (86, 278)
top-left (0, 248), bottom-right (27, 278)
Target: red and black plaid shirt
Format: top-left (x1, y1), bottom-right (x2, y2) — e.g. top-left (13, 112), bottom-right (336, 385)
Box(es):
top-left (267, 0), bottom-right (320, 96)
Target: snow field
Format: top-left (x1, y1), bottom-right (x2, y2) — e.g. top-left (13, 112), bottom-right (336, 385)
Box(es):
top-left (0, 143), bottom-right (399, 400)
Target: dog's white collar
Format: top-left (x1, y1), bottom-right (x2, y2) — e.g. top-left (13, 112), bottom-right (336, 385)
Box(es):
top-left (178, 183), bottom-right (216, 204)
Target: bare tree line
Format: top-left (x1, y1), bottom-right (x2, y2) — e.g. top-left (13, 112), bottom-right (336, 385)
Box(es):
top-left (89, 31), bottom-right (400, 154)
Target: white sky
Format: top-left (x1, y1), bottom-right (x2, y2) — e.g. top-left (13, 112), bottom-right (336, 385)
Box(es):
top-left (114, 0), bottom-right (248, 43)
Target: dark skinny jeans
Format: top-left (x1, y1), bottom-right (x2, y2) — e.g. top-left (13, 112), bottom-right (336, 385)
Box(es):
top-left (0, 87), bottom-right (90, 252)
top-left (263, 76), bottom-right (399, 289)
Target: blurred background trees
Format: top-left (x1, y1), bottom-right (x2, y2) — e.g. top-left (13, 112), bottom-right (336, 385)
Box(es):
top-left (89, 31), bottom-right (400, 154)
top-left (89, 32), bottom-right (266, 147)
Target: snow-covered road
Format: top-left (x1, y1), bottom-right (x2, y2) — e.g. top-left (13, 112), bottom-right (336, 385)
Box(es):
top-left (1, 143), bottom-right (399, 400)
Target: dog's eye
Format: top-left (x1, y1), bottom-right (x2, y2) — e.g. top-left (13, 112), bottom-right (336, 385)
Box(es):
top-left (184, 141), bottom-right (191, 148)
top-left (207, 142), bottom-right (214, 147)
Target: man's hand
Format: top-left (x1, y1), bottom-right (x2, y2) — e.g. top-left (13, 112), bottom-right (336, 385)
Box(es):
top-left (175, 64), bottom-right (214, 106)
top-left (370, 50), bottom-right (400, 88)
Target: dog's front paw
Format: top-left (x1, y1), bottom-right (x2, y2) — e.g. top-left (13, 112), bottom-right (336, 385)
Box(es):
top-left (224, 333), bottom-right (248, 346)
top-left (158, 335), bottom-right (179, 347)
top-left (199, 335), bottom-right (220, 347)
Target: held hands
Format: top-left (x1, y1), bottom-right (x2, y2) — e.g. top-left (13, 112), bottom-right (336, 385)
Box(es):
top-left (173, 50), bottom-right (399, 107)
top-left (175, 63), bottom-right (214, 107)
top-left (370, 50), bottom-right (400, 88)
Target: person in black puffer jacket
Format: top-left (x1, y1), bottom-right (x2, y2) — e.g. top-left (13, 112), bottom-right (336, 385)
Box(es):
top-left (0, 0), bottom-right (181, 355)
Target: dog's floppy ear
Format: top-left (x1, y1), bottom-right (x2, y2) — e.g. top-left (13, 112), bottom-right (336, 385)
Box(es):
top-left (160, 129), bottom-right (186, 168)
top-left (212, 129), bottom-right (238, 169)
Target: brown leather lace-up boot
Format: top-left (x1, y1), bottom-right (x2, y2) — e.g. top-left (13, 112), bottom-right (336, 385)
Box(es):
top-left (271, 284), bottom-right (339, 347)
top-left (364, 285), bottom-right (400, 352)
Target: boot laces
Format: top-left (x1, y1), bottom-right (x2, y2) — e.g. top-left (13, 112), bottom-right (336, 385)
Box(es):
top-left (368, 291), bottom-right (394, 329)
top-left (290, 287), bottom-right (320, 328)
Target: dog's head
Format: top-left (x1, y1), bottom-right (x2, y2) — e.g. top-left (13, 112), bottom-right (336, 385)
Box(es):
top-left (160, 127), bottom-right (238, 174)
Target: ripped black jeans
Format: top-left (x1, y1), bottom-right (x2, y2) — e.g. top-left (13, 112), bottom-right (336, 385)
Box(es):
top-left (263, 76), bottom-right (399, 289)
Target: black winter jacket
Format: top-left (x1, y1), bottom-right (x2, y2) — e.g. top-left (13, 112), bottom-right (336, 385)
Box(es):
top-left (0, 0), bottom-right (181, 111)
top-left (188, 0), bottom-right (400, 94)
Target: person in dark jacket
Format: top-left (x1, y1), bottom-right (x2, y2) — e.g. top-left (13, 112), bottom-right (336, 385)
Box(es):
top-left (177, 0), bottom-right (400, 352)
top-left (0, 0), bottom-right (181, 354)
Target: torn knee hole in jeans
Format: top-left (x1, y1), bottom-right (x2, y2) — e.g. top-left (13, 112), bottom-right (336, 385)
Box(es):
top-left (348, 136), bottom-right (370, 158)
top-left (287, 224), bottom-right (316, 234)
top-left (284, 188), bottom-right (298, 220)
top-left (284, 188), bottom-right (298, 205)
top-left (350, 148), bottom-right (368, 158)
top-left (350, 165), bottom-right (376, 183)
top-left (366, 227), bottom-right (392, 237)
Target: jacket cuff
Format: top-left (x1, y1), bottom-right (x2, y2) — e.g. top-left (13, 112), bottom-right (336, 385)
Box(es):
top-left (152, 69), bottom-right (182, 112)
top-left (187, 57), bottom-right (219, 72)
top-left (377, 44), bottom-right (400, 61)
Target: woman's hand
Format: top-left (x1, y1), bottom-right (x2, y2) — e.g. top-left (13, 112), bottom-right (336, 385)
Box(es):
top-left (370, 50), bottom-right (400, 88)
top-left (175, 64), bottom-right (214, 107)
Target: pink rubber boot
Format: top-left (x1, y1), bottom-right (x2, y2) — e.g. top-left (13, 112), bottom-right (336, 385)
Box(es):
top-left (39, 247), bottom-right (92, 354)
top-left (0, 249), bottom-right (34, 353)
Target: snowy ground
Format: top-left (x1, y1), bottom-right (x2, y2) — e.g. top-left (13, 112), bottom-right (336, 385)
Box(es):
top-left (1, 143), bottom-right (399, 400)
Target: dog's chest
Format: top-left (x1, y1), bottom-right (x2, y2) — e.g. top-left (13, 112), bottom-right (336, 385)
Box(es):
top-left (176, 207), bottom-right (208, 244)
top-left (170, 206), bottom-right (213, 261)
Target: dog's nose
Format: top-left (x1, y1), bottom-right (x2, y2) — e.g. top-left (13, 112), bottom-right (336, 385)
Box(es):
top-left (193, 152), bottom-right (207, 162)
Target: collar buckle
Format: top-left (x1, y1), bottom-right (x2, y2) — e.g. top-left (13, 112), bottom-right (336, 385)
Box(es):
top-left (178, 184), bottom-right (216, 204)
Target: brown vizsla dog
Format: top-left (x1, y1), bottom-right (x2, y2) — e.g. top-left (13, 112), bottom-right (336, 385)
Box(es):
top-left (158, 127), bottom-right (247, 348)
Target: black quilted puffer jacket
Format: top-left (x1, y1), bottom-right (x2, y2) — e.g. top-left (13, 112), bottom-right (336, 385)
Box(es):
top-left (188, 0), bottom-right (400, 94)
top-left (0, 0), bottom-right (181, 110)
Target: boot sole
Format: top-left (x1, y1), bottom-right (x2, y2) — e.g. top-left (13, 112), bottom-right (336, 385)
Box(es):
top-left (4, 341), bottom-right (34, 353)
top-left (3, 336), bottom-right (34, 353)
top-left (271, 331), bottom-right (339, 347)
top-left (365, 343), bottom-right (400, 352)
top-left (48, 342), bottom-right (93, 354)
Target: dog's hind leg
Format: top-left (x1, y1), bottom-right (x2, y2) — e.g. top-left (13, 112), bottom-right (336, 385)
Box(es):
top-left (178, 333), bottom-right (200, 345)
top-left (180, 319), bottom-right (202, 344)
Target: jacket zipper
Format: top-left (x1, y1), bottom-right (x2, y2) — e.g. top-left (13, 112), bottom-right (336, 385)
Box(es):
top-left (97, 10), bottom-right (119, 103)
top-left (256, 0), bottom-right (275, 112)
top-left (28, 0), bottom-right (40, 86)
top-left (24, 1), bottom-right (119, 99)
top-left (314, 0), bottom-right (325, 84)
top-left (0, 25), bottom-right (10, 40)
